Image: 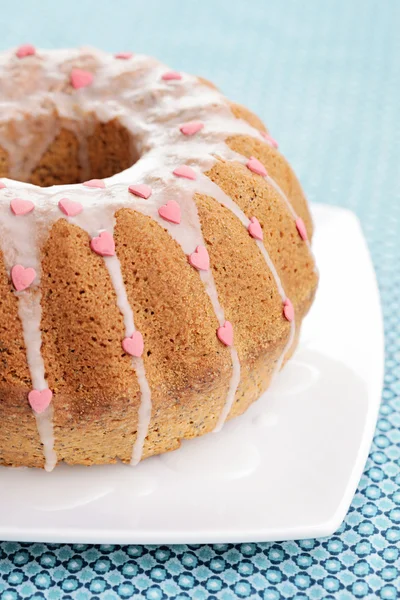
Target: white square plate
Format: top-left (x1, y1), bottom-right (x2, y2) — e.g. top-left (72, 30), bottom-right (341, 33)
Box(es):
top-left (0, 204), bottom-right (384, 544)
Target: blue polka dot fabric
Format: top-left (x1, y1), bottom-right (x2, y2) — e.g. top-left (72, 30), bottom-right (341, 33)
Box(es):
top-left (0, 1), bottom-right (399, 598)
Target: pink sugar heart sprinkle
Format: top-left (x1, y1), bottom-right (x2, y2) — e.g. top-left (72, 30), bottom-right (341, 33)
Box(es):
top-left (217, 321), bottom-right (234, 347)
top-left (10, 198), bottom-right (35, 216)
top-left (158, 200), bottom-right (181, 224)
top-left (122, 331), bottom-right (144, 358)
top-left (246, 156), bottom-right (267, 177)
top-left (28, 389), bottom-right (53, 414)
top-left (179, 121), bottom-right (204, 136)
top-left (58, 198), bottom-right (83, 217)
top-left (11, 265), bottom-right (36, 291)
top-left (173, 165), bottom-right (197, 180)
top-left (161, 71), bottom-right (182, 81)
top-left (261, 131), bottom-right (279, 148)
top-left (115, 52), bottom-right (133, 59)
top-left (70, 68), bottom-right (94, 90)
top-left (16, 44), bottom-right (36, 58)
top-left (83, 179), bottom-right (105, 189)
top-left (295, 217), bottom-right (308, 241)
top-left (0, 181), bottom-right (6, 189)
top-left (128, 184), bottom-right (152, 199)
top-left (283, 298), bottom-right (295, 322)
top-left (248, 216), bottom-right (263, 241)
top-left (90, 231), bottom-right (115, 257)
top-left (189, 245), bottom-right (210, 271)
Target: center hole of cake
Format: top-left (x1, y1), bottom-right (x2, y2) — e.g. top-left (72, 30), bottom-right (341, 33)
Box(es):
top-left (4, 118), bottom-right (140, 187)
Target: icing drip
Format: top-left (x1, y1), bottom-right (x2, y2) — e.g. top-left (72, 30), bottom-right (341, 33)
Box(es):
top-left (194, 174), bottom-right (289, 299)
top-left (130, 361), bottom-right (152, 465)
top-left (35, 406), bottom-right (56, 472)
top-left (16, 296), bottom-right (46, 390)
top-left (215, 145), bottom-right (317, 272)
top-left (213, 348), bottom-right (241, 432)
top-left (67, 206), bottom-right (152, 466)
top-left (19, 292), bottom-right (57, 472)
top-left (0, 189), bottom-right (57, 471)
top-left (192, 174), bottom-right (296, 408)
top-left (102, 250), bottom-right (152, 466)
top-left (0, 47), bottom-right (317, 468)
top-left (265, 175), bottom-right (318, 272)
top-left (124, 179), bottom-right (242, 433)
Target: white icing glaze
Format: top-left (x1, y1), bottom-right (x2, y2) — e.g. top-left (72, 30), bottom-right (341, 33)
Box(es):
top-left (35, 405), bottom-right (57, 472)
top-left (214, 348), bottom-right (241, 433)
top-left (101, 251), bottom-right (152, 467)
top-left (125, 179), bottom-right (242, 434)
top-left (213, 144), bottom-right (317, 273)
top-left (0, 47), bottom-right (316, 469)
top-left (0, 187), bottom-right (57, 471)
top-left (192, 174), bottom-right (296, 396)
top-left (265, 175), bottom-right (318, 272)
top-left (102, 250), bottom-right (152, 467)
top-left (62, 207), bottom-right (152, 466)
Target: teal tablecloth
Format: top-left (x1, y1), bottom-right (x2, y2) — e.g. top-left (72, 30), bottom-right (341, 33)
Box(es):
top-left (1, 1), bottom-right (399, 598)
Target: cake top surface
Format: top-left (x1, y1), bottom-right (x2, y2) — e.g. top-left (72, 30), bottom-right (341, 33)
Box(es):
top-left (0, 46), bottom-right (267, 195)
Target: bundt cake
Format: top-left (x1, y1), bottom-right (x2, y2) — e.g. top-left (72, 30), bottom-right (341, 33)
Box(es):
top-left (0, 46), bottom-right (318, 471)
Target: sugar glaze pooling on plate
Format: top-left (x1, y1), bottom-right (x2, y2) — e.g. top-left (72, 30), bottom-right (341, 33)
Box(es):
top-left (0, 46), bottom-right (314, 470)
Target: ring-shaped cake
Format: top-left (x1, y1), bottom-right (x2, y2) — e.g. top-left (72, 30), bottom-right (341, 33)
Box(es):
top-left (0, 47), bottom-right (318, 470)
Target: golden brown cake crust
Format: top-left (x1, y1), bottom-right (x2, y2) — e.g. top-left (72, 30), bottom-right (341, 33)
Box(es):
top-left (0, 48), bottom-right (318, 469)
top-left (230, 102), bottom-right (268, 133)
top-left (0, 251), bottom-right (44, 467)
top-left (30, 128), bottom-right (82, 187)
top-left (226, 135), bottom-right (314, 238)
